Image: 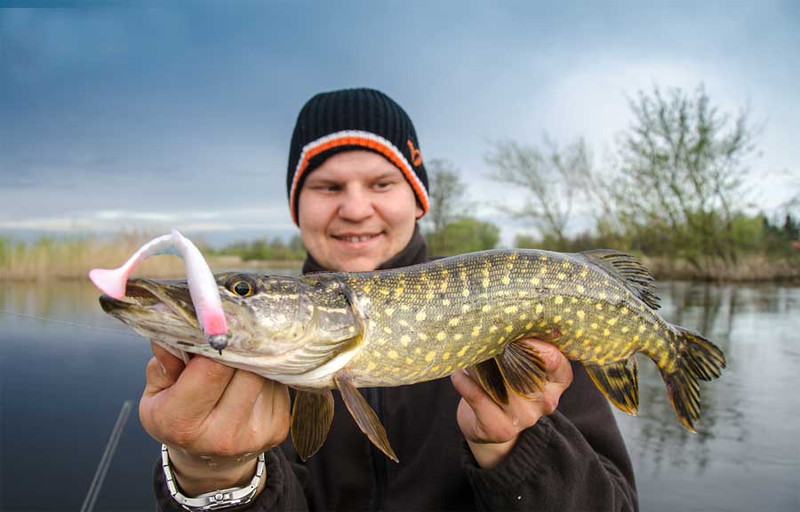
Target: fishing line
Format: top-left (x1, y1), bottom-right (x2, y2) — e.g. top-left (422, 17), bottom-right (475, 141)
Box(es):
top-left (0, 309), bottom-right (137, 337)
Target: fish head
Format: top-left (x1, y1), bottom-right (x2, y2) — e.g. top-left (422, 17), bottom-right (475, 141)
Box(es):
top-left (99, 272), bottom-right (361, 376)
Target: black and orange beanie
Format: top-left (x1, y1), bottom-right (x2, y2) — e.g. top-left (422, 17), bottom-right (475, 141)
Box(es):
top-left (286, 88), bottom-right (429, 225)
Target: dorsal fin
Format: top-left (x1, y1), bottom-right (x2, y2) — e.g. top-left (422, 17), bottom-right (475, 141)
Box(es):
top-left (580, 249), bottom-right (660, 310)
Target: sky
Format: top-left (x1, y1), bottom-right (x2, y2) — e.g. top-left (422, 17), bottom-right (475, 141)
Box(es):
top-left (1, 1), bottom-right (799, 247)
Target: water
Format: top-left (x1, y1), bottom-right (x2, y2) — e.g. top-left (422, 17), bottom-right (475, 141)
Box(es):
top-left (1, 280), bottom-right (799, 511)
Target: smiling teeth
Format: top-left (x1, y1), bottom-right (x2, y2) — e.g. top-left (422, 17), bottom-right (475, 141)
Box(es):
top-left (340, 235), bottom-right (375, 242)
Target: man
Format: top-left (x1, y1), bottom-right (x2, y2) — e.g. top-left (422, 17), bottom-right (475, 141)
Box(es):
top-left (144, 88), bottom-right (637, 510)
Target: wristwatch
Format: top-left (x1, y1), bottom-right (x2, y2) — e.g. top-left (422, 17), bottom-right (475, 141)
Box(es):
top-left (161, 444), bottom-right (266, 511)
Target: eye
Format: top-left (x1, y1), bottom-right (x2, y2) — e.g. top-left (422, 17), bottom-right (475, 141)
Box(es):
top-left (229, 279), bottom-right (254, 297)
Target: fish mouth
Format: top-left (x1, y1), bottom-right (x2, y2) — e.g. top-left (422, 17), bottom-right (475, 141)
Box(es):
top-left (99, 279), bottom-right (201, 330)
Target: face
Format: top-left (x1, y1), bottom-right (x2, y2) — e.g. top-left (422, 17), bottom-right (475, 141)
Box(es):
top-left (297, 150), bottom-right (423, 272)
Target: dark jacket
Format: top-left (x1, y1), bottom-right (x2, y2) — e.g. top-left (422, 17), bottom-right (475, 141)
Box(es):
top-left (155, 230), bottom-right (638, 511)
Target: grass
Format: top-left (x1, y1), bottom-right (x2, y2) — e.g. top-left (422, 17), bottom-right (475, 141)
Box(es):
top-left (0, 233), bottom-right (302, 282)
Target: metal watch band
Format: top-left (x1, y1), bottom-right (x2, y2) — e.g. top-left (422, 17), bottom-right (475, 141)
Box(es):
top-left (161, 444), bottom-right (266, 511)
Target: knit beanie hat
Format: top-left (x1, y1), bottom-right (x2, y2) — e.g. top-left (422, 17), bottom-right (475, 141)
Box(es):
top-left (286, 88), bottom-right (429, 225)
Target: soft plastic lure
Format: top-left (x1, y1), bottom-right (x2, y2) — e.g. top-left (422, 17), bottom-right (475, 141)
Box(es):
top-left (88, 230), bottom-right (229, 350)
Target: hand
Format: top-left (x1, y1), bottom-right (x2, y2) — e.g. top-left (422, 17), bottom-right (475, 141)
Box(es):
top-left (450, 339), bottom-right (573, 468)
top-left (139, 341), bottom-right (291, 496)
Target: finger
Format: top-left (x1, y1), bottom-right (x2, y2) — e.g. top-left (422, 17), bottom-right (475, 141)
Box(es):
top-left (151, 341), bottom-right (186, 382)
top-left (212, 370), bottom-right (269, 426)
top-left (524, 340), bottom-right (573, 387)
top-left (164, 356), bottom-right (236, 422)
top-left (452, 370), bottom-right (517, 442)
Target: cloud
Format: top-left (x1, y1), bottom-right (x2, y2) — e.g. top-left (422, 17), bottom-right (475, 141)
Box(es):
top-left (0, 207), bottom-right (295, 234)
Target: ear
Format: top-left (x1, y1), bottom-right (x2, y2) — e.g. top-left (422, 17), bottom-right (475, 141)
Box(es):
top-left (415, 203), bottom-right (424, 220)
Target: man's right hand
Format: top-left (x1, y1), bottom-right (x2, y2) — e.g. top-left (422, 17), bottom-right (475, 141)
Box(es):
top-left (140, 341), bottom-right (291, 496)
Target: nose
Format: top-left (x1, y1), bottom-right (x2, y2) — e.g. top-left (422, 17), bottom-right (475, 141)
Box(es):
top-left (337, 185), bottom-right (374, 221)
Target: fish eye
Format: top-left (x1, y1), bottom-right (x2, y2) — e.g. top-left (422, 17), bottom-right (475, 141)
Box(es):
top-left (229, 279), bottom-right (255, 297)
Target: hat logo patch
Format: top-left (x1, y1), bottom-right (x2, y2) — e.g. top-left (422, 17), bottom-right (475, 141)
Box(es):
top-left (407, 139), bottom-right (423, 167)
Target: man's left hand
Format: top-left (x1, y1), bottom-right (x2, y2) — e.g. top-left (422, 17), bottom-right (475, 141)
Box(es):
top-left (450, 339), bottom-right (573, 468)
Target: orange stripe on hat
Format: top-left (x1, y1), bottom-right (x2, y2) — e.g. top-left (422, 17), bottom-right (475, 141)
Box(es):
top-left (289, 130), bottom-right (429, 225)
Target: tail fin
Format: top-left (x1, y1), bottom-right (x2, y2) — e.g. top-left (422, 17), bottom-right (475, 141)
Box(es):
top-left (661, 326), bottom-right (726, 432)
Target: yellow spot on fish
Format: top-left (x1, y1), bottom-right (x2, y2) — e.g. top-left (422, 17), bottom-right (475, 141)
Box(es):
top-left (432, 365), bottom-right (440, 372)
top-left (482, 279), bottom-right (489, 288)
top-left (504, 305), bottom-right (519, 314)
top-left (482, 304), bottom-right (492, 313)
top-left (414, 347), bottom-right (422, 354)
top-left (425, 351), bottom-right (436, 362)
top-left (385, 307), bottom-right (395, 317)
top-left (638, 324), bottom-right (646, 333)
top-left (400, 304), bottom-right (410, 311)
top-left (591, 323), bottom-right (599, 330)
top-left (489, 325), bottom-right (499, 333)
top-left (367, 362), bottom-right (377, 371)
top-left (444, 365), bottom-right (453, 372)
top-left (416, 311), bottom-right (427, 322)
top-left (557, 273), bottom-right (566, 280)
top-left (449, 317), bottom-right (460, 327)
top-left (621, 326), bottom-right (629, 333)
top-left (439, 281), bottom-right (448, 292)
top-left (388, 350), bottom-right (398, 359)
top-left (454, 333), bottom-right (463, 341)
top-left (577, 310), bottom-right (585, 320)
top-left (461, 304), bottom-right (471, 313)
top-left (425, 291), bottom-right (434, 300)
top-left (442, 299), bottom-right (451, 306)
top-left (575, 329), bottom-right (584, 338)
top-left (363, 285), bottom-right (372, 293)
top-left (379, 289), bottom-right (390, 296)
top-left (471, 326), bottom-right (481, 337)
top-left (476, 346), bottom-right (487, 354)
top-left (530, 277), bottom-right (541, 285)
top-left (607, 318), bottom-right (618, 326)
top-left (633, 335), bottom-right (640, 343)
top-left (400, 335), bottom-right (411, 346)
top-left (595, 303), bottom-right (603, 311)
top-left (436, 332), bottom-right (446, 341)
top-left (496, 336), bottom-right (506, 345)
top-left (405, 358), bottom-right (414, 365)
top-left (502, 276), bottom-right (510, 285)
top-left (505, 325), bottom-right (514, 333)
top-left (525, 322), bottom-right (533, 329)
top-left (576, 284), bottom-right (585, 293)
top-left (462, 288), bottom-right (470, 297)
top-left (394, 288), bottom-right (405, 298)
top-left (603, 328), bottom-right (611, 336)
top-left (418, 333), bottom-right (429, 341)
top-left (457, 346), bottom-right (470, 357)
top-left (383, 327), bottom-right (393, 334)
top-left (443, 352), bottom-right (451, 360)
top-left (554, 296), bottom-right (564, 305)
top-left (535, 304), bottom-right (544, 314)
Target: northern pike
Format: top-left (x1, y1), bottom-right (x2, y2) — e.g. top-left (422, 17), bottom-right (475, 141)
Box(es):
top-left (97, 248), bottom-right (726, 461)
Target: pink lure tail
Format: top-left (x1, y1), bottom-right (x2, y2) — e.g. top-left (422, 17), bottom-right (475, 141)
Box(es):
top-left (88, 266), bottom-right (131, 299)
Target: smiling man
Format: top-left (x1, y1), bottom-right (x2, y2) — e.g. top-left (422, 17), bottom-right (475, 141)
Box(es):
top-left (146, 88), bottom-right (637, 511)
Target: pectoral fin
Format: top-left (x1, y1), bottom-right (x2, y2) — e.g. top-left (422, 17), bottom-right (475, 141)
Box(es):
top-left (334, 372), bottom-right (398, 462)
top-left (495, 340), bottom-right (548, 398)
top-left (584, 357), bottom-right (639, 415)
top-left (291, 389), bottom-right (335, 461)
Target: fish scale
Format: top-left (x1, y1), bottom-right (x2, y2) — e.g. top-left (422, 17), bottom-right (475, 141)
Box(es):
top-left (98, 247), bottom-right (726, 462)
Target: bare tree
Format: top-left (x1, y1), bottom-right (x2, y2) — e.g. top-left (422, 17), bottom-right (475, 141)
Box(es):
top-left (613, 85), bottom-right (755, 269)
top-left (486, 136), bottom-right (592, 250)
top-left (424, 159), bottom-right (470, 255)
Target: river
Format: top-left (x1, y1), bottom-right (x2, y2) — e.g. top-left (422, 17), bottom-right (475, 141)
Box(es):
top-left (1, 279), bottom-right (798, 510)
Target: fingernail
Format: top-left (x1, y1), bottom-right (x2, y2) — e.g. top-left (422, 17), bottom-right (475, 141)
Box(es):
top-left (158, 361), bottom-right (167, 376)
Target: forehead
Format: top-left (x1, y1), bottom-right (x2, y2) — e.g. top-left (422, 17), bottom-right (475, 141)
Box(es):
top-left (307, 150), bottom-right (403, 182)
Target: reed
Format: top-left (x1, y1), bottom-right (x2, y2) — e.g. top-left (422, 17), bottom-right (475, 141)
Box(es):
top-left (0, 233), bottom-right (300, 282)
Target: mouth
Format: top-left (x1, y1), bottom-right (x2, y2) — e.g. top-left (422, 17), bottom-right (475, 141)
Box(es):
top-left (99, 279), bottom-right (200, 330)
top-left (331, 232), bottom-right (383, 244)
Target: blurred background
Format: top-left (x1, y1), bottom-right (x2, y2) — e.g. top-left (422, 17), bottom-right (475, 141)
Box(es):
top-left (1, 2), bottom-right (798, 510)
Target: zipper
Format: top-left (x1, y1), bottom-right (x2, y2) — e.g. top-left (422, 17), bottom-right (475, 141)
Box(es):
top-left (366, 387), bottom-right (387, 512)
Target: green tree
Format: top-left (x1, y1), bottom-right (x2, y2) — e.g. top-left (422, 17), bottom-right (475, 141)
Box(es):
top-left (612, 85), bottom-right (755, 271)
top-left (436, 218), bottom-right (500, 255)
top-left (486, 136), bottom-right (593, 251)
